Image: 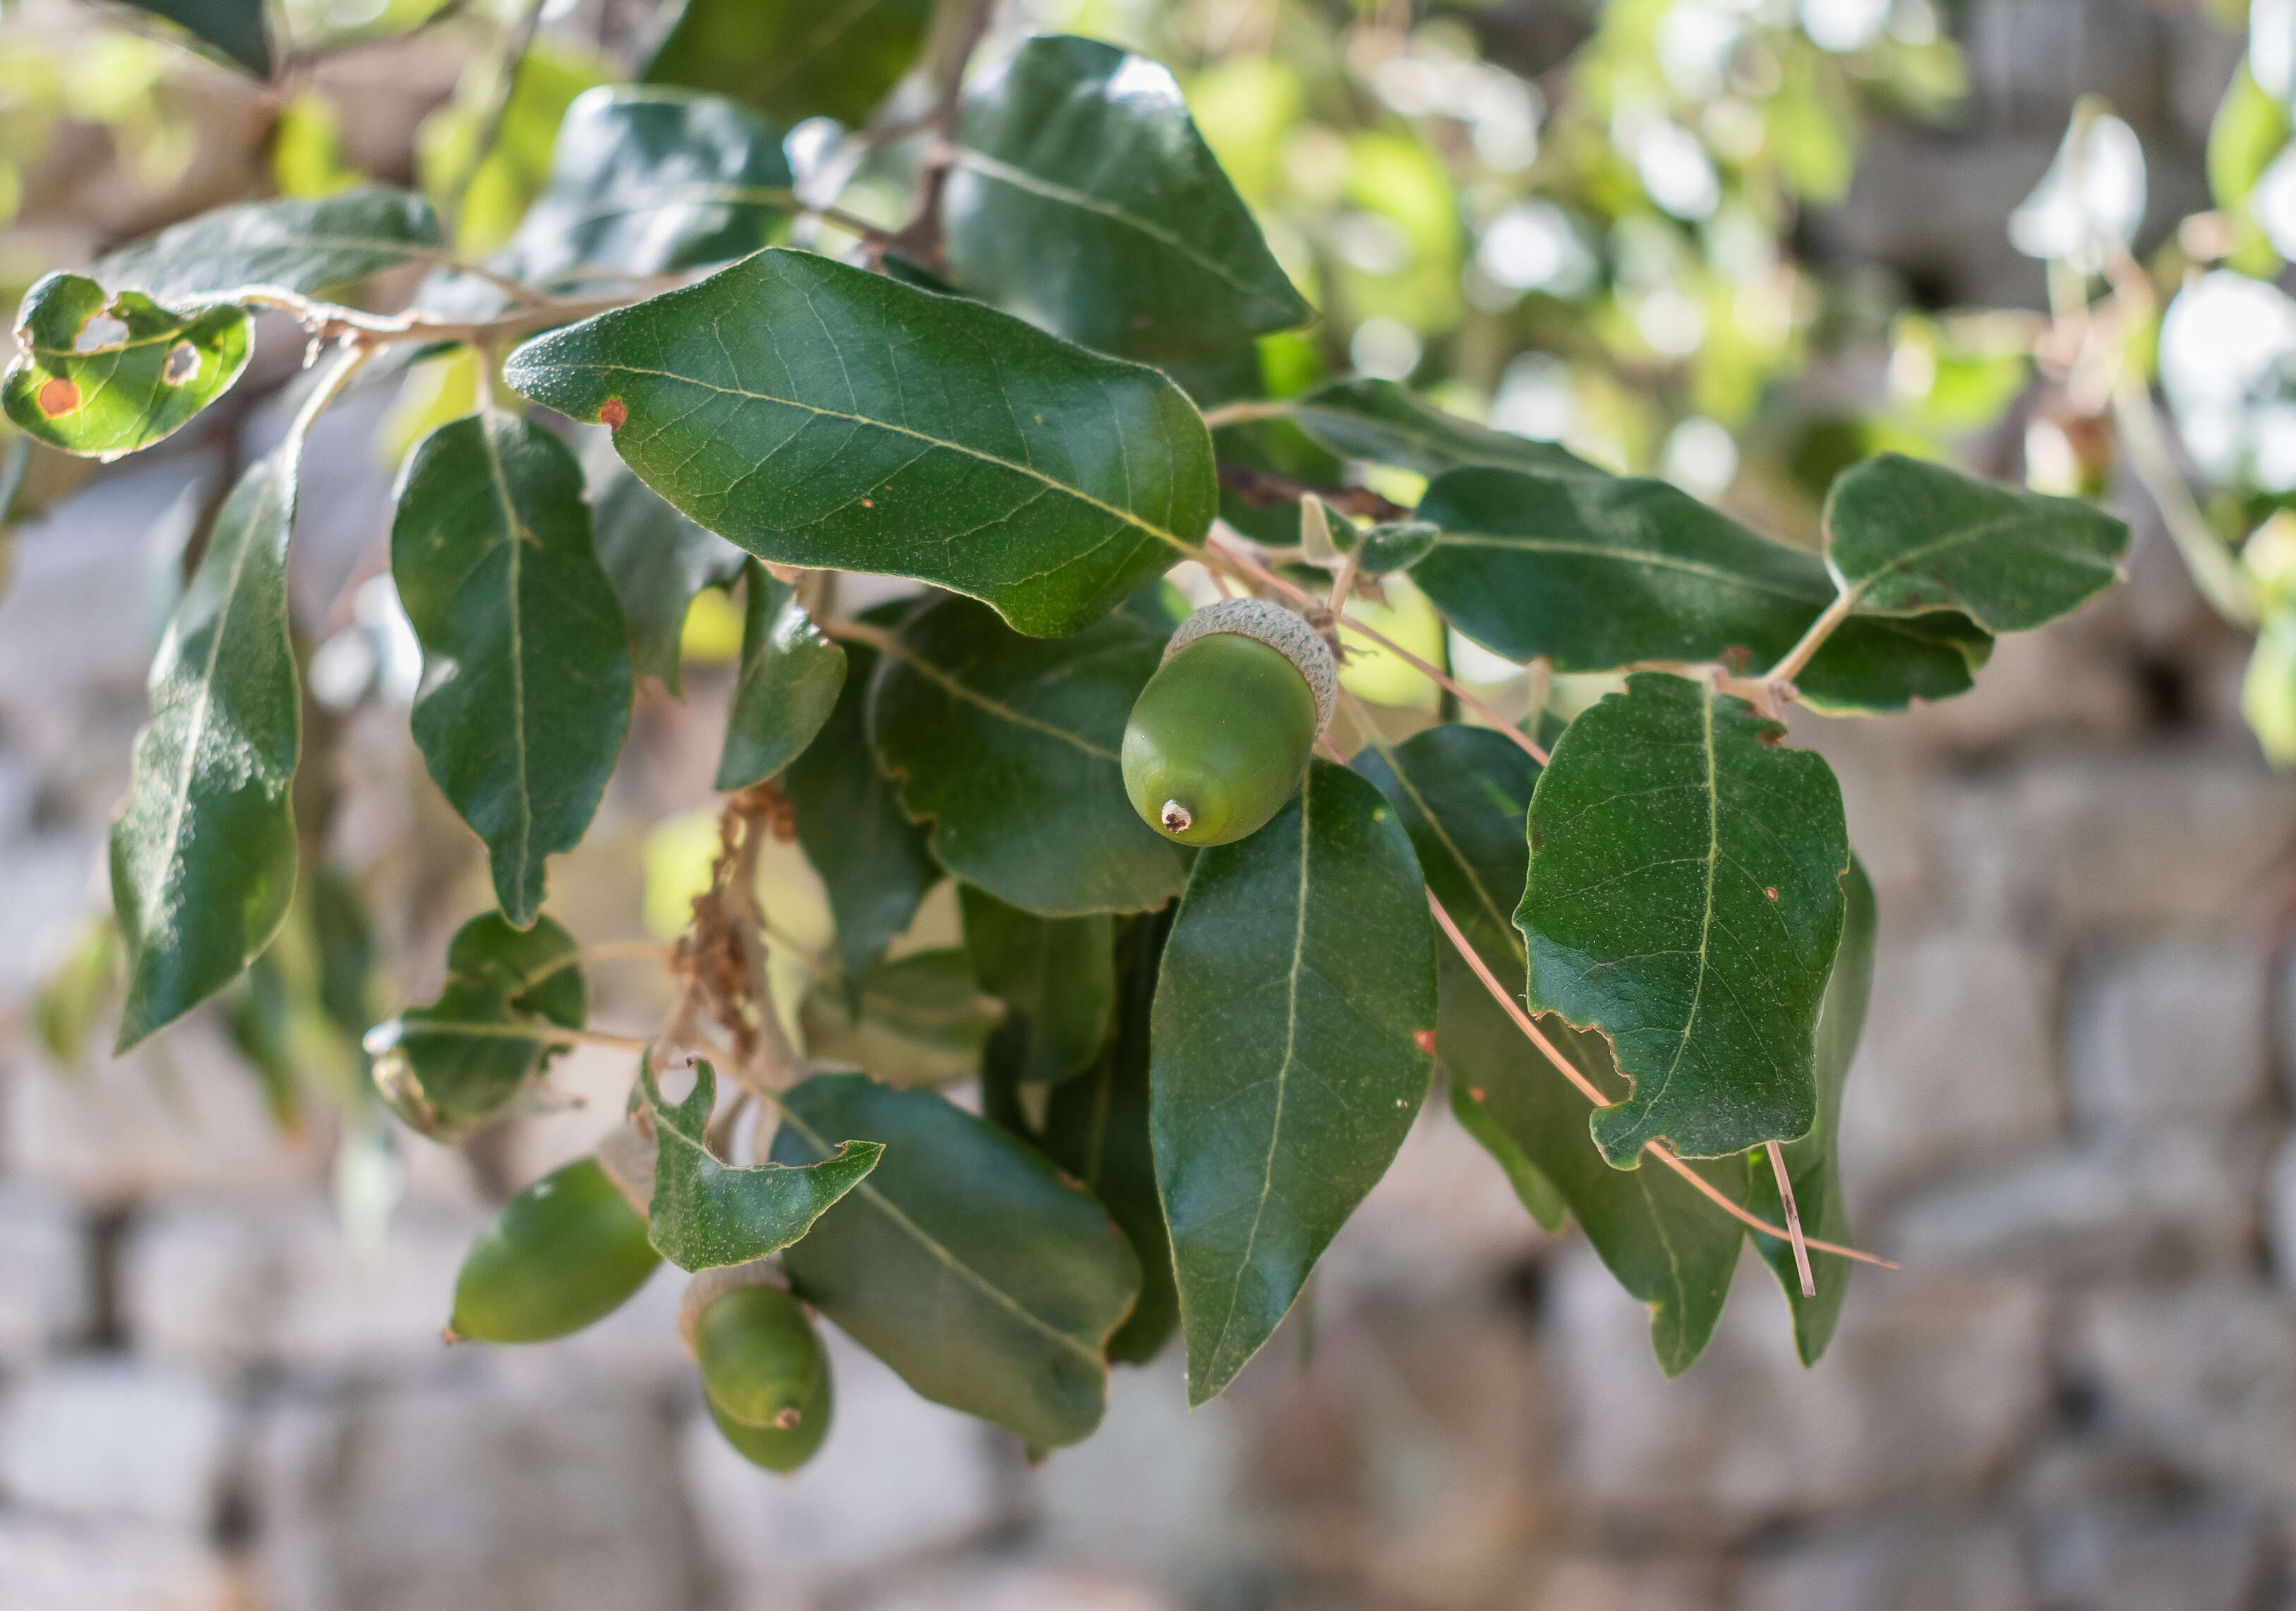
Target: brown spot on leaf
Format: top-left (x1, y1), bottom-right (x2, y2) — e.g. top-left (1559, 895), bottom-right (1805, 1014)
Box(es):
top-left (35, 376), bottom-right (78, 417)
top-left (860, 497), bottom-right (873, 508)
top-left (1467, 1087), bottom-right (1485, 1103)
top-left (1764, 886), bottom-right (1779, 901)
top-left (1412, 1029), bottom-right (1437, 1054)
top-left (599, 397), bottom-right (627, 430)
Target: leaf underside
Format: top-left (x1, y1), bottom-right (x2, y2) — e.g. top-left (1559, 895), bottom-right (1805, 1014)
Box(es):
top-left (100, 187), bottom-right (441, 304)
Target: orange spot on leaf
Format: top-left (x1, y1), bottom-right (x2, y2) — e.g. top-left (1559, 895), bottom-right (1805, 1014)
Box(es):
top-left (36, 376), bottom-right (79, 417)
top-left (599, 398), bottom-right (627, 430)
top-left (1412, 1029), bottom-right (1437, 1054)
top-left (1467, 1087), bottom-right (1486, 1103)
top-left (860, 497), bottom-right (873, 508)
top-left (1764, 886), bottom-right (1779, 901)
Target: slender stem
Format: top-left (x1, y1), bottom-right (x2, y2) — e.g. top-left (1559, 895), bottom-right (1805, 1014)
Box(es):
top-left (287, 339), bottom-right (372, 442)
top-left (1764, 589), bottom-right (1854, 686)
top-left (1767, 1138), bottom-right (1815, 1297)
top-left (2110, 374), bottom-right (2257, 628)
top-left (1426, 889), bottom-right (1899, 1271)
top-left (448, 0), bottom-right (548, 219)
top-left (1200, 399), bottom-right (1299, 431)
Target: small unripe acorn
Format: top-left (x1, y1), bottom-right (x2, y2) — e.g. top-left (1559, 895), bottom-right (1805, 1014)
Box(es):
top-left (695, 1284), bottom-right (833, 1473)
top-left (448, 1156), bottom-right (661, 1344)
top-left (1122, 597), bottom-right (1336, 847)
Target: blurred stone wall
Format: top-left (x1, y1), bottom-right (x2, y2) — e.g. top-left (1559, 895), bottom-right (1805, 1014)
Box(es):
top-left (5, 3), bottom-right (2295, 1610)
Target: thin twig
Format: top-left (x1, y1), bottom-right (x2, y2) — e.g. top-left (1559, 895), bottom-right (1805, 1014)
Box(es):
top-left (1200, 399), bottom-right (1299, 431)
top-left (2110, 373), bottom-right (2257, 627)
top-left (1426, 890), bottom-right (1898, 1271)
top-left (1217, 461), bottom-right (1411, 523)
top-left (1763, 589), bottom-right (1854, 686)
top-left (1767, 1138), bottom-right (1815, 1297)
top-left (882, 0), bottom-right (997, 269)
top-left (447, 0), bottom-right (547, 220)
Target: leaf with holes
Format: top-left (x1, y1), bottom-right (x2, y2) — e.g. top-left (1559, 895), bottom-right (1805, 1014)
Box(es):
top-left (945, 34), bottom-right (1310, 361)
top-left (959, 883), bottom-right (1115, 1084)
top-left (642, 0), bottom-right (931, 126)
top-left (391, 411), bottom-right (632, 927)
top-left (1824, 452), bottom-right (2130, 632)
top-left (1352, 723), bottom-right (1749, 1375)
top-left (784, 603), bottom-right (938, 1003)
top-left (1152, 761), bottom-right (1435, 1404)
top-left (1518, 672), bottom-right (1849, 1165)
top-left (1290, 378), bottom-right (1606, 480)
top-left (1412, 466), bottom-right (1993, 713)
top-left (365, 912), bottom-right (585, 1135)
top-left (502, 248), bottom-right (1212, 638)
top-left (642, 1059), bottom-right (882, 1271)
top-left (870, 596), bottom-right (1191, 917)
top-left (109, 449), bottom-right (301, 1049)
top-left (1035, 907), bottom-right (1179, 1365)
top-left (716, 561), bottom-right (845, 790)
top-left (587, 438), bottom-right (742, 696)
top-left (1744, 855), bottom-right (1875, 1365)
top-left (4, 274), bottom-right (250, 458)
top-left (100, 188), bottom-right (441, 305)
top-left (769, 1073), bottom-right (1143, 1446)
top-left (123, 0), bottom-right (268, 76)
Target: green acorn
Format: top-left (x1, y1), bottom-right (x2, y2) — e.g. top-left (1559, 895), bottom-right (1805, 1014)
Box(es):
top-left (693, 1281), bottom-right (833, 1473)
top-left (447, 1155), bottom-right (661, 1344)
top-left (1122, 596), bottom-right (1336, 847)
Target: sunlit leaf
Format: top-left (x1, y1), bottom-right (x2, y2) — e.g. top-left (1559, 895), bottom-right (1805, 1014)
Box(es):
top-left (4, 274), bottom-right (250, 458)
top-left (770, 1073), bottom-right (1142, 1446)
top-left (100, 188), bottom-right (440, 305)
top-left (642, 1058), bottom-right (882, 1271)
top-left (503, 248), bottom-right (1212, 638)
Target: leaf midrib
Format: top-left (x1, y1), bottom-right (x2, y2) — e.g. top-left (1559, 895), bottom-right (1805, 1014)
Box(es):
top-left (1639, 686), bottom-right (1721, 1130)
top-left (879, 634), bottom-right (1119, 761)
top-left (475, 410), bottom-right (537, 905)
top-left (1837, 506), bottom-right (2117, 603)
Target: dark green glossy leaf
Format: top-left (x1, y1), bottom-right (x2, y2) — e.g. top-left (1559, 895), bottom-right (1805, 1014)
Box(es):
top-left (587, 440), bottom-right (740, 696)
top-left (946, 35), bottom-right (1309, 361)
top-left (1744, 855), bottom-right (1875, 1365)
top-left (4, 274), bottom-right (250, 458)
top-left (123, 0), bottom-right (268, 76)
top-left (366, 912), bottom-right (585, 1135)
top-left (110, 449), bottom-right (301, 1049)
top-left (784, 611), bottom-right (937, 1003)
top-left (870, 596), bottom-right (1190, 917)
top-left (1039, 908), bottom-right (1179, 1365)
top-left (391, 410), bottom-right (632, 927)
top-left (959, 883), bottom-right (1114, 1083)
top-left (1152, 761), bottom-right (1435, 1404)
top-left (1412, 465), bottom-right (1992, 713)
top-left (100, 188), bottom-right (440, 304)
top-left (716, 561), bottom-right (845, 790)
top-left (642, 0), bottom-right (930, 126)
top-left (798, 948), bottom-right (1002, 1086)
top-left (1519, 673), bottom-right (1849, 1164)
top-left (769, 1073), bottom-right (1142, 1446)
top-left (502, 248), bottom-right (1211, 638)
top-left (1351, 723), bottom-right (1744, 1373)
top-left (642, 1058), bottom-right (882, 1271)
top-left (1825, 452), bottom-right (2130, 632)
top-left (1290, 379), bottom-right (1605, 479)
top-left (498, 86), bottom-right (791, 289)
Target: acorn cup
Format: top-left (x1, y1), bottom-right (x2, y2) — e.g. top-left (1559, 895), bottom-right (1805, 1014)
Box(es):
top-left (1122, 596), bottom-right (1338, 847)
top-left (447, 1154), bottom-right (661, 1344)
top-left (686, 1275), bottom-right (834, 1473)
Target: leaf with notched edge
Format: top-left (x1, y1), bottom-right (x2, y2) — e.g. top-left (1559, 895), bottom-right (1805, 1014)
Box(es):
top-left (502, 248), bottom-right (1213, 638)
top-left (769, 1073), bottom-right (1143, 1447)
top-left (1152, 761), bottom-right (1436, 1404)
top-left (870, 596), bottom-right (1191, 918)
top-left (1518, 672), bottom-right (1849, 1166)
top-left (1352, 723), bottom-right (1749, 1375)
top-left (4, 274), bottom-right (250, 458)
top-left (640, 1059), bottom-right (882, 1272)
top-left (109, 449), bottom-right (302, 1049)
top-left (365, 912), bottom-right (585, 1135)
top-left (391, 411), bottom-right (632, 928)
top-left (945, 35), bottom-right (1311, 361)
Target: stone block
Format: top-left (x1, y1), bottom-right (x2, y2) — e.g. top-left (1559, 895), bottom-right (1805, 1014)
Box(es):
top-left (2064, 937), bottom-right (2269, 1132)
top-left (1551, 1246), bottom-right (2048, 1537)
top-left (680, 1325), bottom-right (1002, 1609)
top-left (2073, 1286), bottom-right (2296, 1507)
top-left (0, 1515), bottom-right (248, 1611)
top-left (254, 1380), bottom-right (697, 1611)
top-left (1738, 1515), bottom-right (2033, 1611)
top-left (0, 1361), bottom-right (229, 1526)
top-left (0, 1184), bottom-right (89, 1363)
top-left (1889, 1126), bottom-right (2270, 1279)
top-left (1836, 924), bottom-right (2062, 1217)
top-left (2031, 1500), bottom-right (2268, 1611)
top-left (124, 1195), bottom-right (478, 1377)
